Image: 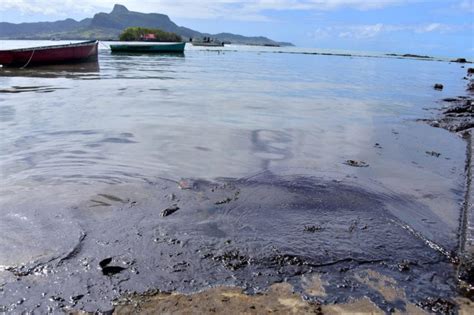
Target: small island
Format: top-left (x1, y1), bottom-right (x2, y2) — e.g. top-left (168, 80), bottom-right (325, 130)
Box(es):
top-left (119, 27), bottom-right (182, 42)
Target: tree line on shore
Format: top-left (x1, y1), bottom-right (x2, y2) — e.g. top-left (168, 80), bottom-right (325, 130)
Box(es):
top-left (119, 27), bottom-right (182, 42)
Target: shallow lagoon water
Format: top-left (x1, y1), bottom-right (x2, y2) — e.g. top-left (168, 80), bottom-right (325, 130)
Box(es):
top-left (0, 41), bottom-right (470, 312)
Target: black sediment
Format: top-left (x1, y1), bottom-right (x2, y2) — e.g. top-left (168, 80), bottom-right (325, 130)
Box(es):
top-left (421, 66), bottom-right (474, 297)
top-left (0, 173), bottom-right (461, 313)
top-left (2, 60), bottom-right (474, 314)
top-left (458, 132), bottom-right (474, 297)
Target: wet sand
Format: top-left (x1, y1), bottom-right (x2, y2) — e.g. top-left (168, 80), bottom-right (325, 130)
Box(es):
top-left (112, 273), bottom-right (474, 315)
top-left (0, 173), bottom-right (468, 313)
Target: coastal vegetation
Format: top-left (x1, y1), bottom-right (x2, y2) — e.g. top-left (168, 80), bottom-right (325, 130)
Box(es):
top-left (119, 27), bottom-right (182, 42)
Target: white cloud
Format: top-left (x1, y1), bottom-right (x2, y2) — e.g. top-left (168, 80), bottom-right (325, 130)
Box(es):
top-left (359, 24), bottom-right (386, 37)
top-left (307, 27), bottom-right (332, 39)
top-left (337, 24), bottom-right (403, 39)
top-left (0, 0), bottom-right (424, 20)
top-left (420, 23), bottom-right (442, 32)
top-left (414, 23), bottom-right (459, 33)
top-left (311, 22), bottom-right (470, 40)
top-left (458, 0), bottom-right (474, 12)
top-left (0, 0), bottom-right (102, 16)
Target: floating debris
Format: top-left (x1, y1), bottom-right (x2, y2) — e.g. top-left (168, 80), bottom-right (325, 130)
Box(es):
top-left (344, 160), bottom-right (369, 167)
top-left (178, 179), bottom-right (195, 190)
top-left (442, 98), bottom-right (458, 102)
top-left (97, 194), bottom-right (127, 203)
top-left (215, 197), bottom-right (232, 205)
top-left (161, 204), bottom-right (180, 217)
top-left (397, 260), bottom-right (413, 272)
top-left (433, 84), bottom-right (444, 90)
top-left (304, 225), bottom-right (323, 233)
top-left (212, 250), bottom-right (249, 271)
top-left (49, 296), bottom-right (64, 303)
top-left (69, 294), bottom-right (84, 304)
top-left (99, 257), bottom-right (126, 276)
top-left (426, 151), bottom-right (441, 158)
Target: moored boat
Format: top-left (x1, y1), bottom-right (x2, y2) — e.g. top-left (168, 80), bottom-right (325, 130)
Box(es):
top-left (110, 42), bottom-right (186, 53)
top-left (192, 42), bottom-right (224, 47)
top-left (0, 40), bottom-right (99, 68)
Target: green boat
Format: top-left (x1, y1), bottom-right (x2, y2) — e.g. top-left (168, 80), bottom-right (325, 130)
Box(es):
top-left (110, 42), bottom-right (186, 53)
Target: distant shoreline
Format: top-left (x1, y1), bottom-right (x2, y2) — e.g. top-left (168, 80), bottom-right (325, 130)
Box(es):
top-left (3, 39), bottom-right (472, 62)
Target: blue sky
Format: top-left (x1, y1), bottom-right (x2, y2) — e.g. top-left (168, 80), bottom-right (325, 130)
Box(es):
top-left (0, 0), bottom-right (473, 57)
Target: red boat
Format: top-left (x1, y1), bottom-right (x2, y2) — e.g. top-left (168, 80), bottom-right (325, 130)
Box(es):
top-left (0, 40), bottom-right (99, 68)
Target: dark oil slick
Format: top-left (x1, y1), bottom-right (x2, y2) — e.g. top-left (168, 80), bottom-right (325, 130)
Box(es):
top-left (0, 173), bottom-right (460, 312)
top-left (0, 42), bottom-right (472, 313)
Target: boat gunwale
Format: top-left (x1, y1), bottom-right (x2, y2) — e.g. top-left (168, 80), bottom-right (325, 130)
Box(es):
top-left (192, 42), bottom-right (225, 47)
top-left (0, 40), bottom-right (98, 53)
top-left (109, 42), bottom-right (185, 48)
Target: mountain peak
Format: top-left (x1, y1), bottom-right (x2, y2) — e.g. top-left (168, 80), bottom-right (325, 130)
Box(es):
top-left (111, 4), bottom-right (129, 14)
top-left (0, 3), bottom-right (291, 46)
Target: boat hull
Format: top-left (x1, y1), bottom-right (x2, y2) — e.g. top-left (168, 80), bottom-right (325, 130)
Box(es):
top-left (110, 42), bottom-right (186, 53)
top-left (0, 41), bottom-right (99, 68)
top-left (192, 42), bottom-right (224, 47)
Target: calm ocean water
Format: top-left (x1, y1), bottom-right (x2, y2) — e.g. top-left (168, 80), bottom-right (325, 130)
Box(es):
top-left (0, 41), bottom-right (465, 226)
top-left (0, 41), bottom-right (469, 216)
top-left (0, 40), bottom-right (468, 261)
top-left (0, 42), bottom-right (466, 178)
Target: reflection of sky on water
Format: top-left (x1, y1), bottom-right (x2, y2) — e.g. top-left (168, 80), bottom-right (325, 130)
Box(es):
top-left (0, 42), bottom-right (468, 237)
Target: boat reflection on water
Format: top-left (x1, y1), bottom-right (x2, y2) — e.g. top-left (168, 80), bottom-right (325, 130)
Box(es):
top-left (109, 42), bottom-right (186, 54)
top-left (110, 52), bottom-right (185, 58)
top-left (0, 60), bottom-right (100, 79)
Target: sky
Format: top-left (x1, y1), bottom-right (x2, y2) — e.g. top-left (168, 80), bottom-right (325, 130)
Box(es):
top-left (0, 0), bottom-right (473, 57)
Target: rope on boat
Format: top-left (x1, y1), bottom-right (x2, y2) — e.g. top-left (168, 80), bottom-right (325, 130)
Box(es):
top-left (20, 48), bottom-right (36, 69)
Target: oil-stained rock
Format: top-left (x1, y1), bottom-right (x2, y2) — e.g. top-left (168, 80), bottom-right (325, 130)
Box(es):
top-left (344, 160), bottom-right (369, 167)
top-left (161, 205), bottom-right (180, 217)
